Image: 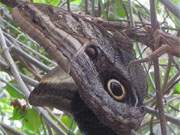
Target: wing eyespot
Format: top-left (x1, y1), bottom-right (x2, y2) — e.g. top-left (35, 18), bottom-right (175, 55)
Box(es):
top-left (107, 79), bottom-right (126, 101)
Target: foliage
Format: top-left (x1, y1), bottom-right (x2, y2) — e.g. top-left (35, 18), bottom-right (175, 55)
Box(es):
top-left (0, 0), bottom-right (179, 135)
top-left (33, 0), bottom-right (61, 6)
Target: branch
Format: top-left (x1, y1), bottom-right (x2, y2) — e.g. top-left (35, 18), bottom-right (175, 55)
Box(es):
top-left (0, 28), bottom-right (66, 135)
top-left (11, 46), bottom-right (52, 72)
top-left (0, 28), bottom-right (30, 97)
top-left (128, 0), bottom-right (134, 26)
top-left (0, 55), bottom-right (39, 87)
top-left (4, 36), bottom-right (52, 72)
top-left (165, 71), bottom-right (180, 94)
top-left (4, 31), bottom-right (56, 66)
top-left (0, 56), bottom-right (9, 69)
top-left (36, 107), bottom-right (66, 135)
top-left (160, 0), bottom-right (180, 19)
top-left (149, 0), bottom-right (167, 134)
top-left (67, 0), bottom-right (70, 11)
top-left (84, 0), bottom-right (88, 14)
top-left (144, 106), bottom-right (180, 126)
top-left (20, 73), bottom-right (39, 86)
top-left (0, 122), bottom-right (25, 135)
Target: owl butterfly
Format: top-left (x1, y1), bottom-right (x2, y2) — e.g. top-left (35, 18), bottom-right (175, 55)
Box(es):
top-left (10, 1), bottom-right (147, 135)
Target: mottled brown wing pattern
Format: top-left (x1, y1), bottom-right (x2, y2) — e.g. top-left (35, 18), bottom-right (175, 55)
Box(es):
top-left (12, 2), bottom-right (147, 135)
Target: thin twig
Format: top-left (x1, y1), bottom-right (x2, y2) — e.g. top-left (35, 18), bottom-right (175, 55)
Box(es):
top-left (0, 122), bottom-right (25, 135)
top-left (128, 0), bottom-right (134, 26)
top-left (97, 0), bottom-right (101, 17)
top-left (165, 71), bottom-right (180, 94)
top-left (20, 73), bottom-right (39, 86)
top-left (36, 107), bottom-right (67, 135)
top-left (0, 17), bottom-right (38, 45)
top-left (136, 43), bottom-right (156, 89)
top-left (4, 31), bottom-right (56, 66)
top-left (0, 28), bottom-right (30, 97)
top-left (161, 56), bottom-right (172, 91)
top-left (144, 106), bottom-right (180, 125)
top-left (67, 0), bottom-right (70, 12)
top-left (91, 0), bottom-right (95, 16)
top-left (0, 28), bottom-right (66, 135)
top-left (46, 108), bottom-right (70, 133)
top-left (85, 0), bottom-right (88, 14)
top-left (0, 56), bottom-right (39, 87)
top-left (160, 0), bottom-right (180, 19)
top-left (171, 57), bottom-right (180, 71)
top-left (149, 0), bottom-right (167, 134)
top-left (11, 46), bottom-right (52, 72)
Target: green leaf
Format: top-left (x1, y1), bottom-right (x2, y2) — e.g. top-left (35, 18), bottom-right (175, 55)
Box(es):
top-left (33, 0), bottom-right (47, 4)
top-left (71, 0), bottom-right (81, 5)
top-left (11, 107), bottom-right (25, 120)
top-left (33, 0), bottom-right (61, 6)
top-left (115, 0), bottom-right (126, 17)
top-left (172, 0), bottom-right (180, 4)
top-left (174, 83), bottom-right (180, 94)
top-left (22, 108), bottom-right (41, 133)
top-left (47, 0), bottom-right (61, 6)
top-left (61, 115), bottom-right (77, 131)
top-left (108, 0), bottom-right (126, 20)
top-left (0, 98), bottom-right (13, 113)
top-left (5, 81), bottom-right (24, 99)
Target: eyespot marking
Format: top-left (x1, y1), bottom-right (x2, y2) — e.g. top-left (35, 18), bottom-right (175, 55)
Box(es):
top-left (107, 79), bottom-right (126, 101)
top-left (85, 45), bottom-right (99, 59)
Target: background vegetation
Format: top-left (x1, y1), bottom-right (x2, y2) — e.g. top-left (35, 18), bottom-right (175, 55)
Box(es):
top-left (0, 0), bottom-right (179, 135)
